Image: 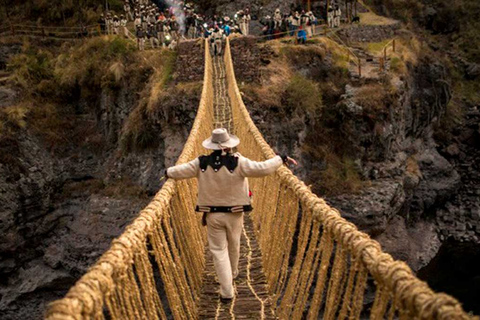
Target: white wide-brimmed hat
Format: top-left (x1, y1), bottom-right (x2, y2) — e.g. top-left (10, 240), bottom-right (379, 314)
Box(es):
top-left (202, 128), bottom-right (240, 150)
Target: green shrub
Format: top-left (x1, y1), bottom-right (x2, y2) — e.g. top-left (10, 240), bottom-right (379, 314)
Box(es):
top-left (319, 155), bottom-right (363, 196)
top-left (8, 45), bottom-right (54, 92)
top-left (353, 83), bottom-right (397, 121)
top-left (390, 56), bottom-right (406, 74)
top-left (283, 74), bottom-right (322, 114)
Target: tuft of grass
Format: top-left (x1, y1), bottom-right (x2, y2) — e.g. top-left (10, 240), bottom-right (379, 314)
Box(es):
top-left (0, 104), bottom-right (30, 140)
top-left (390, 56), bottom-right (407, 74)
top-left (146, 50), bottom-right (177, 113)
top-left (121, 80), bottom-right (200, 153)
top-left (353, 83), bottom-right (397, 119)
top-left (365, 39), bottom-right (393, 55)
top-left (120, 101), bottom-right (159, 153)
top-left (284, 74), bottom-right (323, 114)
top-left (320, 155), bottom-right (363, 195)
top-left (406, 155), bottom-right (422, 178)
top-left (315, 37), bottom-right (350, 70)
top-left (108, 61), bottom-right (126, 83)
top-left (8, 44), bottom-right (54, 92)
top-left (280, 45), bottom-right (327, 66)
top-left (304, 143), bottom-right (363, 196)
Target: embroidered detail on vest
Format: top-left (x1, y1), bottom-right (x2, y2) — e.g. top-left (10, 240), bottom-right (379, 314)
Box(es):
top-left (199, 151), bottom-right (238, 173)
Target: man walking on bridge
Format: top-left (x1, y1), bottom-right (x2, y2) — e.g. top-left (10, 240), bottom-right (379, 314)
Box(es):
top-left (165, 128), bottom-right (297, 302)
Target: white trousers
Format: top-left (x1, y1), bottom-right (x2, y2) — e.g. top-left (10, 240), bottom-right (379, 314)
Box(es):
top-left (306, 25), bottom-right (313, 37)
top-left (207, 212), bottom-right (243, 298)
top-left (138, 38), bottom-right (145, 50)
top-left (335, 17), bottom-right (341, 27)
top-left (211, 40), bottom-right (222, 56)
top-left (328, 14), bottom-right (334, 28)
top-left (240, 22), bottom-right (248, 36)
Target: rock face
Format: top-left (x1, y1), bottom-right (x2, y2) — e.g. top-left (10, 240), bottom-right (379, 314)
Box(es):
top-left (0, 41), bottom-right (202, 319)
top-left (338, 23), bottom-right (402, 43)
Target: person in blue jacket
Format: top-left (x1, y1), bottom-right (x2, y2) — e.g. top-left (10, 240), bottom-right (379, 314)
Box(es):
top-left (223, 23), bottom-right (231, 36)
top-left (297, 25), bottom-right (307, 44)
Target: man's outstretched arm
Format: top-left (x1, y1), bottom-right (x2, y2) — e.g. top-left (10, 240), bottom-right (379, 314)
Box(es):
top-left (166, 158), bottom-right (200, 180)
top-left (239, 155), bottom-right (297, 178)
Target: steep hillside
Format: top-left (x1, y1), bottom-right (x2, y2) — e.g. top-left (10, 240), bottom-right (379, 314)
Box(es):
top-left (226, 4), bottom-right (479, 314)
top-left (0, 35), bottom-right (204, 319)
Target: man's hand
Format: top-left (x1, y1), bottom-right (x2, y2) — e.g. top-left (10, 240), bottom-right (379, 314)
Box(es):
top-left (286, 156), bottom-right (298, 167)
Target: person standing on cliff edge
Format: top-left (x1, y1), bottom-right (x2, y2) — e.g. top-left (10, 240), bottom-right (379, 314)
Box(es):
top-left (165, 128), bottom-right (298, 303)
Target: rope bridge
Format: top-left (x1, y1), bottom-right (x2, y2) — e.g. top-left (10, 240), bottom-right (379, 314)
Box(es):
top-left (45, 38), bottom-right (475, 320)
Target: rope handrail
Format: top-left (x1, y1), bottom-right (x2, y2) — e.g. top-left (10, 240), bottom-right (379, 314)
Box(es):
top-left (223, 37), bottom-right (474, 319)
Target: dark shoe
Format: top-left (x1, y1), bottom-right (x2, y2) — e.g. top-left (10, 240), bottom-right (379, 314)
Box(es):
top-left (220, 296), bottom-right (233, 304)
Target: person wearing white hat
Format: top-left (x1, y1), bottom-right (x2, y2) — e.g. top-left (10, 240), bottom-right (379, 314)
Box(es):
top-left (273, 8), bottom-right (282, 31)
top-left (334, 5), bottom-right (342, 28)
top-left (328, 5), bottom-right (334, 28)
top-left (113, 15), bottom-right (120, 35)
top-left (165, 128), bottom-right (297, 302)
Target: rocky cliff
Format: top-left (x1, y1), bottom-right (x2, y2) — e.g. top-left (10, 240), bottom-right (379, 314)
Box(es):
top-left (0, 38), bottom-right (204, 319)
top-left (230, 26), bottom-right (479, 314)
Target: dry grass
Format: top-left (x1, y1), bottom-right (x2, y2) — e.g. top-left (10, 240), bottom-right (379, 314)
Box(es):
top-left (390, 37), bottom-right (421, 68)
top-left (284, 74), bottom-right (323, 114)
top-left (302, 142), bottom-right (364, 196)
top-left (358, 11), bottom-right (398, 26)
top-left (316, 37), bottom-right (350, 69)
top-left (108, 61), bottom-right (126, 83)
top-left (320, 154), bottom-right (363, 195)
top-left (8, 44), bottom-right (54, 91)
top-left (54, 36), bottom-right (135, 91)
top-left (353, 83), bottom-right (396, 118)
top-left (145, 50), bottom-right (177, 113)
top-left (406, 155), bottom-right (422, 178)
top-left (243, 40), bottom-right (362, 196)
top-left (0, 103), bottom-right (29, 140)
top-left (254, 59), bottom-right (292, 108)
top-left (365, 39), bottom-right (394, 55)
top-left (390, 56), bottom-right (407, 74)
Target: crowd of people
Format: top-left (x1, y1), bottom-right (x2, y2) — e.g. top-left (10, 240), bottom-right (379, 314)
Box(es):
top-left (97, 1), bottom-right (345, 52)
